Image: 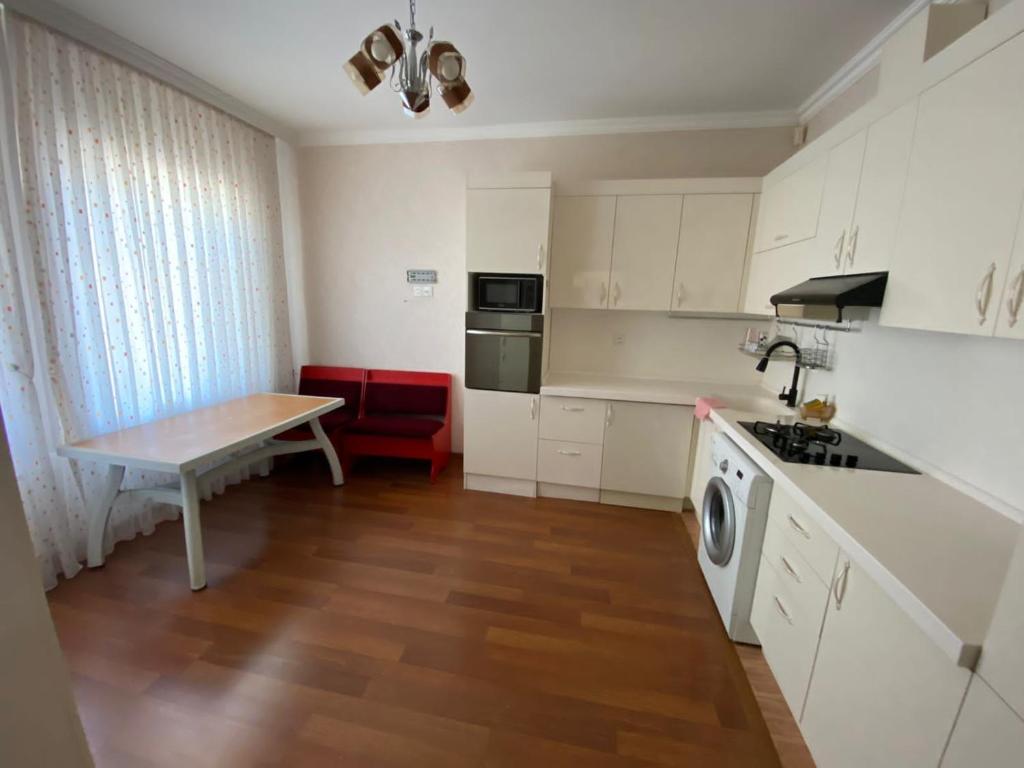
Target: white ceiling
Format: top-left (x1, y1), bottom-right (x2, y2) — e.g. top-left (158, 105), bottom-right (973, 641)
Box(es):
top-left (44, 0), bottom-right (915, 143)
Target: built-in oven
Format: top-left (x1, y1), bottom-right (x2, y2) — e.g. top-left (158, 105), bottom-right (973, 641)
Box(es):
top-left (471, 273), bottom-right (543, 313)
top-left (465, 311), bottom-right (543, 394)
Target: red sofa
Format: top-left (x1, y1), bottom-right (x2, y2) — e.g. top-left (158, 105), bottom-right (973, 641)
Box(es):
top-left (342, 369), bottom-right (452, 482)
top-left (279, 366), bottom-right (451, 482)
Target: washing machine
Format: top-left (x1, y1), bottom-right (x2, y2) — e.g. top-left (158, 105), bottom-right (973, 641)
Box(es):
top-left (697, 432), bottom-right (773, 644)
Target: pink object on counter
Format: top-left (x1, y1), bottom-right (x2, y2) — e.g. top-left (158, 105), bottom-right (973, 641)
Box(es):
top-left (695, 396), bottom-right (726, 421)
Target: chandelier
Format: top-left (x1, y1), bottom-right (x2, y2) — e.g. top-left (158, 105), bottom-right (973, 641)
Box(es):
top-left (343, 0), bottom-right (473, 118)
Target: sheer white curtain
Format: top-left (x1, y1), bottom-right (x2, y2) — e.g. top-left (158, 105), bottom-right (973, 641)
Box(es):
top-left (0, 13), bottom-right (293, 588)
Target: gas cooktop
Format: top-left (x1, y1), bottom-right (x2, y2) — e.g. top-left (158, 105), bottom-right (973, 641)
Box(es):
top-left (738, 421), bottom-right (919, 474)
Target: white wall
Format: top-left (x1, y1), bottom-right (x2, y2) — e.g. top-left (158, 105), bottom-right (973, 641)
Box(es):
top-left (549, 309), bottom-right (770, 383)
top-left (298, 127), bottom-right (796, 451)
top-left (762, 317), bottom-right (1024, 519)
top-left (0, 412), bottom-right (93, 767)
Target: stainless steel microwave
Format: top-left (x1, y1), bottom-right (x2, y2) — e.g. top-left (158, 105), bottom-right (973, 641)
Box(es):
top-left (471, 273), bottom-right (543, 313)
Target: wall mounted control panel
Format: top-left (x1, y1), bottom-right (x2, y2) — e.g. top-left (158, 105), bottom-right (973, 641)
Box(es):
top-left (407, 269), bottom-right (438, 284)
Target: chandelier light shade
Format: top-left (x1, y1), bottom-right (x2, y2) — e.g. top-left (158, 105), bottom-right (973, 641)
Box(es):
top-left (344, 0), bottom-right (472, 118)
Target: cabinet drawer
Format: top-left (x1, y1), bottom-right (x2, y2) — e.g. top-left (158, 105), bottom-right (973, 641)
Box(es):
top-left (762, 521), bottom-right (832, 621)
top-left (751, 555), bottom-right (826, 718)
top-left (768, 486), bottom-right (839, 587)
top-left (539, 396), bottom-right (606, 444)
top-left (537, 440), bottom-right (603, 488)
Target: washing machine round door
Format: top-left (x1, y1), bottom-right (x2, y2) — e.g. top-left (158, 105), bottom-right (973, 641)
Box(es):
top-left (701, 476), bottom-right (736, 566)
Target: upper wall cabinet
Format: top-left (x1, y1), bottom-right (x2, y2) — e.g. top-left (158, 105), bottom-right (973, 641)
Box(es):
top-left (672, 194), bottom-right (754, 312)
top-left (753, 155), bottom-right (827, 253)
top-left (743, 238), bottom-right (816, 315)
top-left (609, 195), bottom-right (683, 311)
top-left (466, 186), bottom-right (552, 274)
top-left (814, 131), bottom-right (867, 276)
top-left (881, 33), bottom-right (1024, 336)
top-left (846, 100), bottom-right (918, 274)
top-left (549, 196), bottom-right (616, 309)
top-left (994, 199), bottom-right (1024, 340)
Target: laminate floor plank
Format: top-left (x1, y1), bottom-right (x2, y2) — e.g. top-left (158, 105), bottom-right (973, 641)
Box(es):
top-left (48, 455), bottom-right (805, 767)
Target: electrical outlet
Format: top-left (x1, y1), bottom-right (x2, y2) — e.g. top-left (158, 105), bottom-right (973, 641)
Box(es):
top-left (412, 285), bottom-right (434, 297)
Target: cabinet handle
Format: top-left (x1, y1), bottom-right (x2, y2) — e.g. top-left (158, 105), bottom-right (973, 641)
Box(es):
top-left (537, 243), bottom-right (544, 271)
top-left (530, 397), bottom-right (536, 420)
top-left (612, 281), bottom-right (622, 306)
top-left (556, 449), bottom-right (582, 456)
top-left (780, 555), bottom-right (802, 583)
top-left (773, 595), bottom-right (794, 625)
top-left (786, 514), bottom-right (811, 539)
top-left (774, 234), bottom-right (789, 243)
top-left (599, 282), bottom-right (608, 305)
top-left (1007, 268), bottom-right (1024, 327)
top-left (675, 282), bottom-right (684, 308)
top-left (560, 405), bottom-right (585, 412)
top-left (605, 403), bottom-right (614, 427)
top-left (833, 230), bottom-right (846, 270)
top-left (846, 224), bottom-right (859, 266)
top-left (833, 559), bottom-right (851, 611)
top-left (976, 262), bottom-right (997, 325)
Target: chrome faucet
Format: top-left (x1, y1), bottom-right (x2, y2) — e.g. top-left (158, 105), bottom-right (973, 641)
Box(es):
top-left (755, 340), bottom-right (802, 408)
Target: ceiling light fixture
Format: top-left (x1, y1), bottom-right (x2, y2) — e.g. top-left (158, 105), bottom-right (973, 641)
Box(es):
top-left (343, 0), bottom-right (473, 119)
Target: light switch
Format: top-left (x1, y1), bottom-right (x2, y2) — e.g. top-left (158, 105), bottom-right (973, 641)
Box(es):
top-left (412, 285), bottom-right (434, 297)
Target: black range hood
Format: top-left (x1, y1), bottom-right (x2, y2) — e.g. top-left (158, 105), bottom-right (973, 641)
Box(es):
top-left (770, 271), bottom-right (888, 322)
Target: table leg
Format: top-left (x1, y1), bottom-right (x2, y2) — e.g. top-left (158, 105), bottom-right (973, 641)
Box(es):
top-left (180, 469), bottom-right (206, 590)
top-left (87, 464), bottom-right (126, 567)
top-left (310, 416), bottom-right (344, 486)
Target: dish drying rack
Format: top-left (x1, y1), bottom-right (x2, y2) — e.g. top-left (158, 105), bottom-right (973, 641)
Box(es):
top-left (737, 339), bottom-right (833, 371)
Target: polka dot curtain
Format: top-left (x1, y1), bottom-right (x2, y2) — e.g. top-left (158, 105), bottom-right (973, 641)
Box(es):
top-left (0, 14), bottom-right (293, 589)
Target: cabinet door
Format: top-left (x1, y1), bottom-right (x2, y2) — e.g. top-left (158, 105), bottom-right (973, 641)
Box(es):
top-left (976, 527), bottom-right (1024, 716)
top-left (549, 196), bottom-right (615, 309)
top-left (742, 238), bottom-right (816, 315)
top-left (753, 155), bottom-right (827, 253)
top-left (672, 194), bottom-right (754, 312)
top-left (609, 195), bottom-right (683, 311)
top-left (600, 402), bottom-right (693, 498)
top-left (463, 389), bottom-right (539, 481)
top-left (942, 676), bottom-right (1024, 768)
top-left (847, 100), bottom-right (918, 274)
top-left (801, 558), bottom-right (970, 768)
top-left (881, 34), bottom-right (1024, 335)
top-left (467, 188), bottom-right (552, 274)
top-left (814, 131), bottom-right (866, 276)
top-left (994, 201), bottom-right (1024, 339)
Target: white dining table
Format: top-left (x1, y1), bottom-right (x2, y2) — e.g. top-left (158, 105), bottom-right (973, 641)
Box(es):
top-left (57, 393), bottom-right (344, 590)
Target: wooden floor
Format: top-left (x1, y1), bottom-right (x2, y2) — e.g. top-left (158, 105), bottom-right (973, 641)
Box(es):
top-left (48, 455), bottom-right (811, 767)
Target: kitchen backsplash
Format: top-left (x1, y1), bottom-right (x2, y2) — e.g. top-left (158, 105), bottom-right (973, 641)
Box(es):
top-left (548, 309), bottom-right (771, 383)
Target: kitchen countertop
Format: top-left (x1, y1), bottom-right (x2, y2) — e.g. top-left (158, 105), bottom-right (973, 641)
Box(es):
top-left (709, 406), bottom-right (1020, 669)
top-left (540, 371), bottom-right (780, 409)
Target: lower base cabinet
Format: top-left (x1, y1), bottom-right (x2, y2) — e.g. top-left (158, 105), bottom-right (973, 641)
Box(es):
top-left (463, 389), bottom-right (539, 494)
top-left (801, 557), bottom-right (970, 768)
top-left (942, 675), bottom-right (1024, 768)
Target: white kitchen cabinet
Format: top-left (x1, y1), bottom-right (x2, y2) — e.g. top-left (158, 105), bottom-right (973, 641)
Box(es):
top-left (994, 200), bottom-right (1024, 339)
top-left (539, 395), bottom-right (607, 445)
top-left (976, 527), bottom-right (1024, 717)
top-left (687, 417), bottom-right (719, 507)
top-left (536, 439), bottom-right (603, 488)
top-left (814, 131), bottom-right (866, 276)
top-left (609, 195), bottom-right (683, 311)
top-left (742, 238), bottom-right (816, 315)
top-left (753, 154), bottom-right (827, 253)
top-left (881, 33), bottom-right (1024, 336)
top-left (466, 187), bottom-right (552, 274)
top-left (846, 100), bottom-right (918, 274)
top-left (463, 389), bottom-right (539, 482)
top-left (801, 557), bottom-right (971, 768)
top-left (942, 676), bottom-right (1024, 768)
top-left (672, 194), bottom-right (754, 312)
top-left (549, 196), bottom-right (615, 309)
top-left (600, 402), bottom-right (693, 500)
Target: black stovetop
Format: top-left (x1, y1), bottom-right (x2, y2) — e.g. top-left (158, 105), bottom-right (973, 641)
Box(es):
top-left (738, 421), bottom-right (919, 474)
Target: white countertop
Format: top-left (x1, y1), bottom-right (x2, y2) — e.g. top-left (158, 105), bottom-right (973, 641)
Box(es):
top-left (709, 406), bottom-right (1019, 669)
top-left (540, 371), bottom-right (779, 409)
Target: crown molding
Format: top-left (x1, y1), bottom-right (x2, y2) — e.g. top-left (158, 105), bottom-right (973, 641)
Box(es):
top-left (797, 0), bottom-right (961, 125)
top-left (2, 0), bottom-right (298, 143)
top-left (298, 110), bottom-right (798, 147)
